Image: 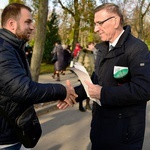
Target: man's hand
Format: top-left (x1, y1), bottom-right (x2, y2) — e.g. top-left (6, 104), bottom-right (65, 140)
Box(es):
top-left (57, 100), bottom-right (69, 109)
top-left (65, 80), bottom-right (77, 106)
top-left (85, 80), bottom-right (102, 100)
top-left (57, 80), bottom-right (78, 109)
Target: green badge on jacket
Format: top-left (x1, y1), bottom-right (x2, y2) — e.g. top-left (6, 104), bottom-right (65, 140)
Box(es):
top-left (113, 66), bottom-right (128, 79)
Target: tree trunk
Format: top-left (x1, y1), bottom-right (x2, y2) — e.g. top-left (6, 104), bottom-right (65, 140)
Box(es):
top-left (72, 17), bottom-right (80, 50)
top-left (30, 0), bottom-right (48, 81)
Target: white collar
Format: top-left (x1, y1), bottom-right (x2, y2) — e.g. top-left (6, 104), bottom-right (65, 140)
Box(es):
top-left (109, 30), bottom-right (124, 47)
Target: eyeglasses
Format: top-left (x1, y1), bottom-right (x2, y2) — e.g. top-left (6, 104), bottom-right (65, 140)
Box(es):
top-left (95, 16), bottom-right (115, 27)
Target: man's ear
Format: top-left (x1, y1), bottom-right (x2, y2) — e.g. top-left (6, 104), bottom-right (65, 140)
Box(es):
top-left (6, 18), bottom-right (17, 32)
top-left (114, 17), bottom-right (120, 29)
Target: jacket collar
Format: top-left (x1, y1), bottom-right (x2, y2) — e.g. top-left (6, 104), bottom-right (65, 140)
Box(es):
top-left (97, 25), bottom-right (131, 59)
top-left (108, 25), bottom-right (131, 58)
top-left (0, 28), bottom-right (26, 50)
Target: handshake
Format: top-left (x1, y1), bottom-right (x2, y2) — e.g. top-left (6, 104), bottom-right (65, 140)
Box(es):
top-left (57, 80), bottom-right (102, 109)
top-left (57, 80), bottom-right (78, 109)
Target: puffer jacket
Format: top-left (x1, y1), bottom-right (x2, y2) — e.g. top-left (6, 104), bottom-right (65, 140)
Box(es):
top-left (0, 28), bottom-right (66, 144)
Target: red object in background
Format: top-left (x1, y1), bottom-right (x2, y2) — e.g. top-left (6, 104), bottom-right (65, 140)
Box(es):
top-left (73, 43), bottom-right (81, 57)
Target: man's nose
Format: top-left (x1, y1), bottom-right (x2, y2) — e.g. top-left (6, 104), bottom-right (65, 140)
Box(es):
top-left (94, 25), bottom-right (99, 32)
top-left (30, 23), bottom-right (35, 30)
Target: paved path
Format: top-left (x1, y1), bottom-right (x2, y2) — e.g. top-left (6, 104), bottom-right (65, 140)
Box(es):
top-left (36, 70), bottom-right (150, 150)
top-left (33, 104), bottom-right (92, 150)
top-left (38, 70), bottom-right (80, 87)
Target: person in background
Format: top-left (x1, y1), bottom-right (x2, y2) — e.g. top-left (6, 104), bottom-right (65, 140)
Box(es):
top-left (0, 3), bottom-right (77, 150)
top-left (72, 42), bottom-right (82, 63)
top-left (25, 45), bottom-right (32, 65)
top-left (93, 42), bottom-right (98, 60)
top-left (58, 3), bottom-right (150, 150)
top-left (61, 45), bottom-right (72, 75)
top-left (51, 41), bottom-right (64, 81)
top-left (77, 42), bottom-right (96, 112)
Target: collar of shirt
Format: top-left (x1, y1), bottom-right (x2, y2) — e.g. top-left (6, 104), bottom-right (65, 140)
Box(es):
top-left (109, 30), bottom-right (125, 49)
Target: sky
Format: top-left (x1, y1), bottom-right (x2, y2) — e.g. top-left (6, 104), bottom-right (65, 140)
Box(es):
top-left (0, 0), bottom-right (102, 10)
top-left (0, 0), bottom-right (102, 9)
top-left (0, 0), bottom-right (8, 9)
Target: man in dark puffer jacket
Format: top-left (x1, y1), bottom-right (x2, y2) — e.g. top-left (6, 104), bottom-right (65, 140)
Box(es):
top-left (0, 3), bottom-right (77, 150)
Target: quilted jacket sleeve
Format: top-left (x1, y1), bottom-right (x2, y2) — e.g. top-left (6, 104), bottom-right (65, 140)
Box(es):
top-left (0, 46), bottom-right (66, 104)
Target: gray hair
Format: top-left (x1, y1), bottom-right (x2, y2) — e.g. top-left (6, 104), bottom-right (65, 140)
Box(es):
top-left (94, 3), bottom-right (124, 26)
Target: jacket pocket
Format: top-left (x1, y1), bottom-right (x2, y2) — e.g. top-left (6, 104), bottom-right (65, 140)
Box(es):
top-left (122, 115), bottom-right (145, 144)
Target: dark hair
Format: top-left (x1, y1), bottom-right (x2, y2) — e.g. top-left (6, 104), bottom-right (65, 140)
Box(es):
top-left (94, 3), bottom-right (124, 26)
top-left (1, 3), bottom-right (32, 27)
top-left (55, 40), bottom-right (61, 44)
top-left (86, 42), bottom-right (94, 48)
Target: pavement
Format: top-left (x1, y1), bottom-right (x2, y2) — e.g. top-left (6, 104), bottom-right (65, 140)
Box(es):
top-left (34, 69), bottom-right (150, 149)
top-left (35, 69), bottom-right (80, 116)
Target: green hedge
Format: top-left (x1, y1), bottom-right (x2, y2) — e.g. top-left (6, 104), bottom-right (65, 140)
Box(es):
top-left (40, 63), bottom-right (54, 74)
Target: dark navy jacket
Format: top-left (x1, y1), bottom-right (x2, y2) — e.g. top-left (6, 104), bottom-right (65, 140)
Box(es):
top-left (0, 28), bottom-right (66, 145)
top-left (75, 25), bottom-right (150, 150)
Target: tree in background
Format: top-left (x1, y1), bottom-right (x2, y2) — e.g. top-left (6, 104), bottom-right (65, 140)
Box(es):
top-left (30, 0), bottom-right (48, 81)
top-left (133, 0), bottom-right (150, 40)
top-left (43, 8), bottom-right (61, 63)
top-left (119, 0), bottom-right (150, 44)
top-left (9, 0), bottom-right (24, 3)
top-left (56, 0), bottom-right (97, 49)
top-left (56, 0), bottom-right (149, 47)
top-left (58, 9), bottom-right (74, 47)
top-left (57, 0), bottom-right (83, 50)
top-left (79, 0), bottom-right (97, 47)
top-left (26, 0), bottom-right (40, 23)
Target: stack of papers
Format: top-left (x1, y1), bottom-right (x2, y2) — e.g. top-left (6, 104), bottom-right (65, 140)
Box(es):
top-left (70, 62), bottom-right (101, 106)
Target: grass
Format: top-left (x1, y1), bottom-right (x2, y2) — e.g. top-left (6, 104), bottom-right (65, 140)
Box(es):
top-left (40, 63), bottom-right (54, 74)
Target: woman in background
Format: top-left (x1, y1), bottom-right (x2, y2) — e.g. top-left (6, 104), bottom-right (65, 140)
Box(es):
top-left (51, 41), bottom-right (64, 81)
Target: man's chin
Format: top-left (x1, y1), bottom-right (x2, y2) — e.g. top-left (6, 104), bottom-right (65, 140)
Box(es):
top-left (25, 36), bottom-right (30, 42)
top-left (100, 38), bottom-right (108, 42)
top-left (99, 36), bottom-right (105, 42)
top-left (100, 39), bottom-right (106, 42)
